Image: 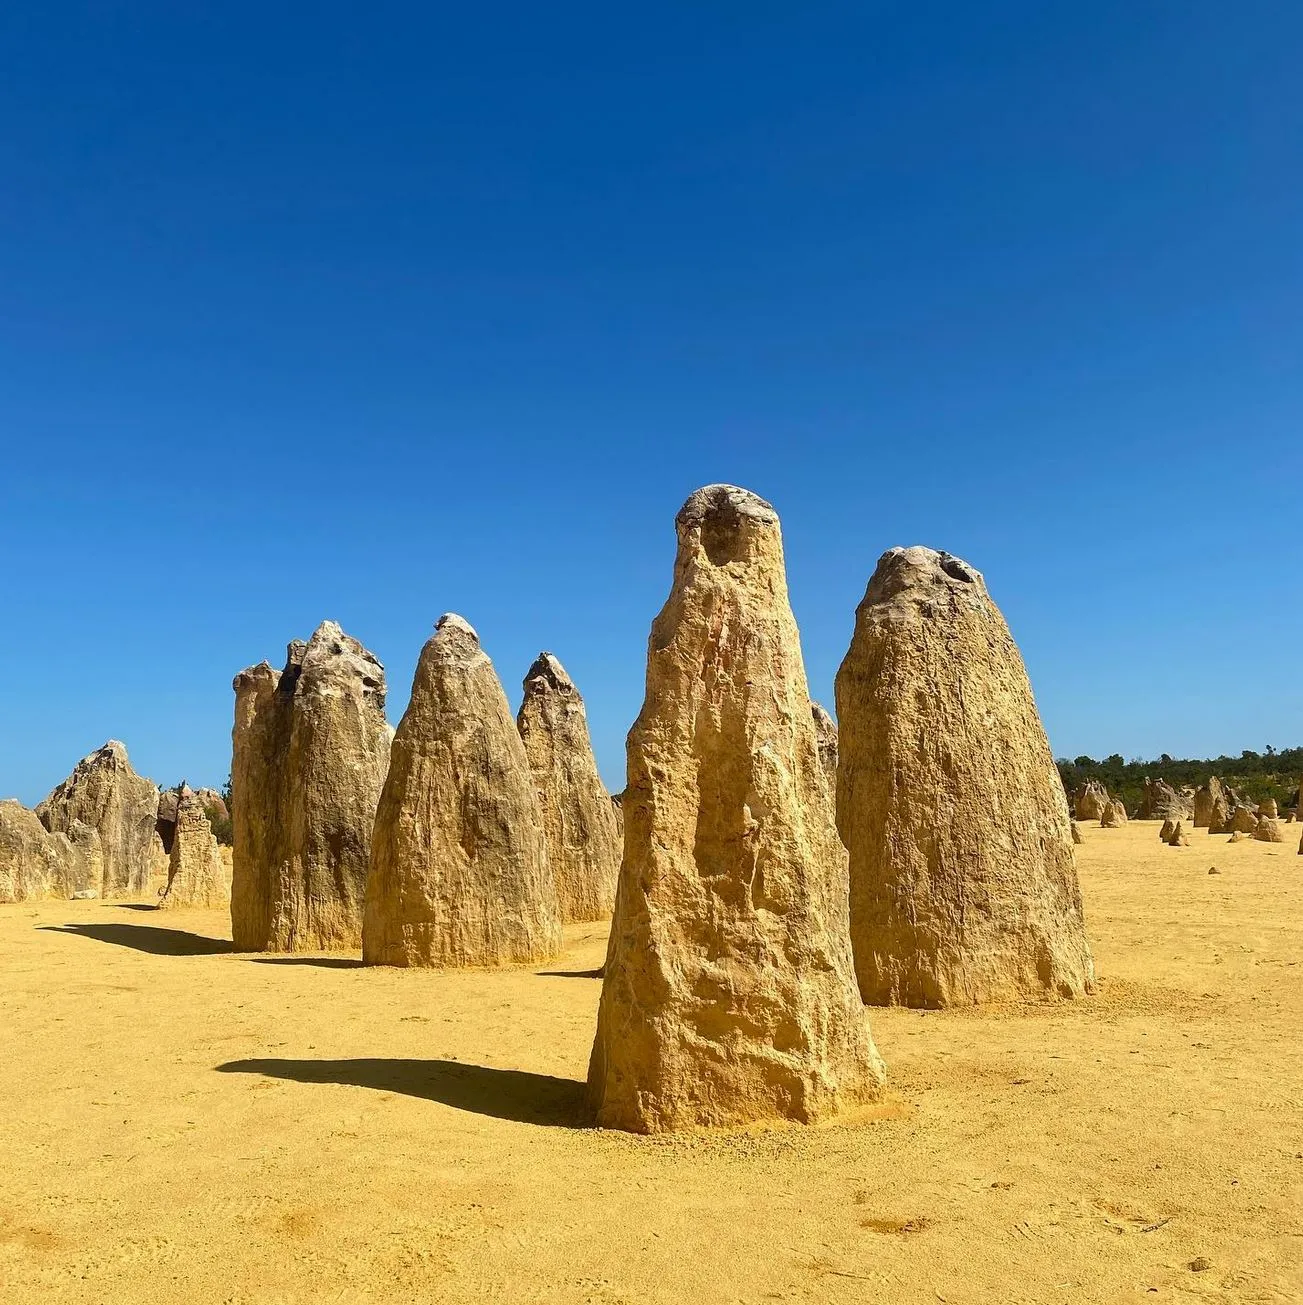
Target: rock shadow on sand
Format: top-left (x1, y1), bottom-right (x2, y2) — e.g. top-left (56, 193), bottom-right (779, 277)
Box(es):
top-left (246, 956), bottom-right (366, 969)
top-left (39, 922), bottom-right (233, 956)
top-left (216, 1057), bottom-right (588, 1128)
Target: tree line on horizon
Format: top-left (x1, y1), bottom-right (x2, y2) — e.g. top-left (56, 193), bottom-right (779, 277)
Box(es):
top-left (1056, 746), bottom-right (1303, 815)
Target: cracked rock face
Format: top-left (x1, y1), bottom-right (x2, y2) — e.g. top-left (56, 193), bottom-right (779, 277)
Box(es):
top-left (517, 652), bottom-right (621, 923)
top-left (835, 546), bottom-right (1095, 1009)
top-left (589, 485), bottom-right (885, 1133)
top-left (1073, 780), bottom-right (1109, 822)
top-left (36, 741), bottom-right (159, 899)
top-left (230, 622), bottom-right (391, 951)
top-left (363, 615), bottom-right (561, 968)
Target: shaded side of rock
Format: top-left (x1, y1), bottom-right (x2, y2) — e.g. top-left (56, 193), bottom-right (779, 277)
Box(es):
top-left (159, 789), bottom-right (230, 909)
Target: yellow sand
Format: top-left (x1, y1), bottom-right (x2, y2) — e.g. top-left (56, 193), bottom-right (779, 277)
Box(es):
top-left (1, 821), bottom-right (1300, 1303)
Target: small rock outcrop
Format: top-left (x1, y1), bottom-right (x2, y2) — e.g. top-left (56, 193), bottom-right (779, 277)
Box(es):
top-left (159, 789), bottom-right (230, 909)
top-left (810, 702), bottom-right (839, 793)
top-left (1071, 820), bottom-right (1085, 845)
top-left (364, 615), bottom-right (561, 968)
top-left (835, 546), bottom-right (1094, 1008)
top-left (230, 623), bottom-right (391, 951)
top-left (1, 801), bottom-right (90, 901)
top-left (1253, 816), bottom-right (1284, 844)
top-left (590, 486), bottom-right (884, 1132)
top-left (36, 741), bottom-right (159, 898)
top-left (1204, 778), bottom-right (1233, 833)
top-left (1100, 799), bottom-right (1128, 829)
top-left (516, 652), bottom-right (621, 923)
top-left (1159, 818), bottom-right (1177, 842)
top-left (1257, 798), bottom-right (1279, 819)
top-left (1164, 819), bottom-right (1189, 847)
top-left (1228, 806), bottom-right (1258, 835)
top-left (1074, 781), bottom-right (1110, 822)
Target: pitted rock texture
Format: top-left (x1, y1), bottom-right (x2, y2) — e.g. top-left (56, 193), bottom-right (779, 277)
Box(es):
top-left (835, 546), bottom-right (1095, 1008)
top-left (36, 741), bottom-right (159, 898)
top-left (516, 652), bottom-right (621, 923)
top-left (589, 485), bottom-right (884, 1133)
top-left (363, 615), bottom-right (561, 968)
top-left (159, 788), bottom-right (230, 909)
top-left (229, 623), bottom-right (390, 951)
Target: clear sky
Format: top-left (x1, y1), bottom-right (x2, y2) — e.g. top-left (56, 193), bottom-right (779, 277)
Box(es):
top-left (2, 2), bottom-right (1300, 805)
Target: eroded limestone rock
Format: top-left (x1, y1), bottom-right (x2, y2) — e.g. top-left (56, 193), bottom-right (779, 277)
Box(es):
top-left (516, 652), bottom-right (621, 923)
top-left (811, 701), bottom-right (839, 794)
top-left (589, 485), bottom-right (884, 1133)
top-left (229, 623), bottom-right (390, 951)
top-left (835, 546), bottom-right (1095, 1008)
top-left (1100, 799), bottom-right (1128, 829)
top-left (36, 741), bottom-right (159, 898)
top-left (1074, 780), bottom-right (1109, 822)
top-left (364, 615), bottom-right (560, 968)
top-left (159, 788), bottom-right (230, 909)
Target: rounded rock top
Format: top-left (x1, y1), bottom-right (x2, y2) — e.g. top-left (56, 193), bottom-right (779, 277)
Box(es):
top-left (675, 484), bottom-right (778, 531)
top-left (523, 651), bottom-right (574, 694)
top-left (861, 546), bottom-right (989, 610)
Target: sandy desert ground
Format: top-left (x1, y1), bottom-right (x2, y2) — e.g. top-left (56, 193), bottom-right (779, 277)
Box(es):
top-left (2, 821), bottom-right (1301, 1304)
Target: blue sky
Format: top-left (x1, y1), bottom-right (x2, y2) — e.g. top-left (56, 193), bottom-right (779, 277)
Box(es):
top-left (2, 1), bottom-right (1300, 804)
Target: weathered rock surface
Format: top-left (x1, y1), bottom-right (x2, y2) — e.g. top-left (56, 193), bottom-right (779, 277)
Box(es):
top-left (1138, 778), bottom-right (1185, 822)
top-left (230, 623), bottom-right (391, 952)
top-left (159, 789), bottom-right (230, 909)
top-left (1228, 831), bottom-right (1253, 844)
top-left (1253, 816), bottom-right (1284, 844)
top-left (590, 486), bottom-right (883, 1132)
top-left (1071, 820), bottom-right (1085, 845)
top-left (1257, 798), bottom-right (1279, 819)
top-left (516, 652), bottom-right (621, 923)
top-left (1228, 806), bottom-right (1258, 835)
top-left (1073, 780), bottom-right (1110, 822)
top-left (1204, 778), bottom-right (1233, 833)
top-left (1165, 819), bottom-right (1189, 847)
top-left (1159, 818), bottom-right (1177, 842)
top-left (810, 702), bottom-right (839, 793)
top-left (836, 546), bottom-right (1094, 1008)
top-left (364, 615), bottom-right (561, 968)
top-left (1100, 799), bottom-right (1128, 829)
top-left (36, 741), bottom-right (159, 898)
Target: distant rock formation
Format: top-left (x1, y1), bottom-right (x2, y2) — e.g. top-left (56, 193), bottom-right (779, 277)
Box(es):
top-left (1164, 819), bottom-right (1189, 847)
top-left (159, 788), bottom-right (230, 909)
top-left (835, 545), bottom-right (1094, 1008)
top-left (1253, 816), bottom-right (1284, 844)
top-left (363, 615), bottom-right (561, 968)
top-left (1100, 799), bottom-right (1128, 829)
top-left (516, 652), bottom-right (621, 923)
top-left (1228, 806), bottom-right (1258, 835)
top-left (590, 486), bottom-right (884, 1132)
top-left (1159, 817), bottom-right (1177, 842)
top-left (1071, 820), bottom-right (1085, 845)
top-left (230, 622), bottom-right (391, 951)
top-left (1257, 798), bottom-right (1279, 819)
top-left (1137, 778), bottom-right (1185, 821)
top-left (0, 800), bottom-right (100, 901)
top-left (36, 741), bottom-right (159, 898)
top-left (810, 701), bottom-right (839, 793)
top-left (1073, 780), bottom-right (1109, 822)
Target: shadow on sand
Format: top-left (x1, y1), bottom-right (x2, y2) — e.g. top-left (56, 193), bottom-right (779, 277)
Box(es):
top-left (216, 1057), bottom-right (589, 1127)
top-left (246, 956), bottom-right (366, 969)
top-left (537, 967), bottom-right (604, 979)
top-left (39, 922), bottom-right (233, 956)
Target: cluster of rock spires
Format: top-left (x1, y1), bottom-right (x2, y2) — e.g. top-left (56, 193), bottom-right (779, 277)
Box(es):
top-left (0, 740), bottom-right (240, 905)
top-left (7, 481), bottom-right (1301, 1136)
